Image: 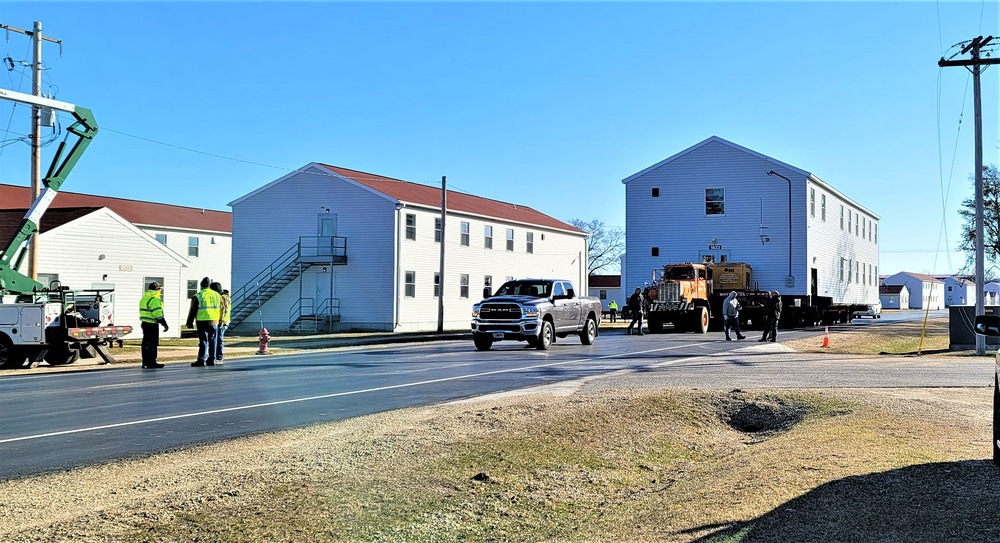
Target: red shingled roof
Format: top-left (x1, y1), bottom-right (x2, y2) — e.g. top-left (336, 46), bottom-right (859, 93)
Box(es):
top-left (0, 207), bottom-right (101, 240)
top-left (0, 184), bottom-right (231, 233)
top-left (589, 275), bottom-right (621, 288)
top-left (319, 164), bottom-right (584, 234)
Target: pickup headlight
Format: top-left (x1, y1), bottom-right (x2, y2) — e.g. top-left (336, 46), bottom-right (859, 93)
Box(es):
top-left (522, 306), bottom-right (539, 318)
top-left (472, 304), bottom-right (481, 318)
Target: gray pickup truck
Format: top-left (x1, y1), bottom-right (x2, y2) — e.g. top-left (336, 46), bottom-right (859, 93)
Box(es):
top-left (471, 279), bottom-right (602, 351)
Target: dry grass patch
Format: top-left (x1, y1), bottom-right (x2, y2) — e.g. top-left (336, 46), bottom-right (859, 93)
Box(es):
top-left (784, 316), bottom-right (990, 359)
top-left (1, 387), bottom-right (995, 542)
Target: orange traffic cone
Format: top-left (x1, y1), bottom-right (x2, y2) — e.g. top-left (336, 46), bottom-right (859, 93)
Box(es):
top-left (822, 326), bottom-right (830, 348)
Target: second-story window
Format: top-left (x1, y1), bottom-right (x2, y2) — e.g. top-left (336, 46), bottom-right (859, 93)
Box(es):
top-left (155, 233), bottom-right (167, 245)
top-left (484, 225), bottom-right (493, 249)
top-left (188, 236), bottom-right (199, 257)
top-left (506, 228), bottom-right (514, 251)
top-left (405, 214), bottom-right (416, 240)
top-left (809, 188), bottom-right (815, 217)
top-left (821, 194), bottom-right (826, 221)
top-left (460, 221), bottom-right (470, 246)
top-left (434, 218), bottom-right (442, 243)
top-left (526, 232), bottom-right (534, 254)
top-left (705, 188), bottom-right (724, 215)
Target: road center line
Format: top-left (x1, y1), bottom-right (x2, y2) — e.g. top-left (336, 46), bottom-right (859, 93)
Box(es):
top-left (0, 342), bottom-right (710, 444)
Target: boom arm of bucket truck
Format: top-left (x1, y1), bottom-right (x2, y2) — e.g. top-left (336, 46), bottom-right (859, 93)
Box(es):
top-left (0, 88), bottom-right (98, 295)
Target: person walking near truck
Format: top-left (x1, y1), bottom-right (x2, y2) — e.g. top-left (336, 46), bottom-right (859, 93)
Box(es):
top-left (186, 277), bottom-right (221, 367)
top-left (212, 283), bottom-right (230, 365)
top-left (626, 287), bottom-right (644, 336)
top-left (760, 290), bottom-right (782, 342)
top-left (723, 291), bottom-right (746, 340)
top-left (139, 282), bottom-right (168, 369)
top-left (608, 300), bottom-right (618, 323)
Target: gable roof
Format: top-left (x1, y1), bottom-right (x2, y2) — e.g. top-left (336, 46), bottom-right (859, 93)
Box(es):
top-left (589, 275), bottom-right (621, 288)
top-left (889, 272), bottom-right (943, 283)
top-left (0, 184), bottom-right (231, 233)
top-left (229, 163), bottom-right (585, 235)
top-left (621, 135), bottom-right (811, 184)
top-left (621, 136), bottom-right (879, 219)
top-left (880, 284), bottom-right (906, 295)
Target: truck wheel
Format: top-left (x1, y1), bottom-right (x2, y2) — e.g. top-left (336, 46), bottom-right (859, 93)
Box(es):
top-left (693, 307), bottom-right (709, 333)
top-left (580, 317), bottom-right (597, 345)
top-left (0, 337), bottom-right (27, 369)
top-left (473, 335), bottom-right (493, 351)
top-left (536, 321), bottom-right (553, 350)
top-left (647, 318), bottom-right (664, 334)
top-left (45, 344), bottom-right (81, 366)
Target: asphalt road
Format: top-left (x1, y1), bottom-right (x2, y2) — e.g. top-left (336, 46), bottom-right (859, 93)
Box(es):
top-left (0, 312), bottom-right (989, 480)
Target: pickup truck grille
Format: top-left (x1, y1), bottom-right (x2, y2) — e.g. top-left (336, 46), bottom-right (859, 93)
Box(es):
top-left (478, 303), bottom-right (522, 321)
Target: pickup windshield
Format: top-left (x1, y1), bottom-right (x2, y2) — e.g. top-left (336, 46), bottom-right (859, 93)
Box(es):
top-left (495, 281), bottom-right (553, 297)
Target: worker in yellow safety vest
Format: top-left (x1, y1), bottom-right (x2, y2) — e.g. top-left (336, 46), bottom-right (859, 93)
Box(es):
top-left (211, 282), bottom-right (231, 365)
top-left (139, 282), bottom-right (169, 369)
top-left (186, 276), bottom-right (222, 367)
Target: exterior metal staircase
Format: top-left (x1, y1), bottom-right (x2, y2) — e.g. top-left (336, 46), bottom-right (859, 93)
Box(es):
top-left (230, 236), bottom-right (347, 328)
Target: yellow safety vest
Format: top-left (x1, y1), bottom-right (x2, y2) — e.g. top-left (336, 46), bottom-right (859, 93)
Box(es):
top-left (195, 288), bottom-right (222, 321)
top-left (139, 290), bottom-right (164, 323)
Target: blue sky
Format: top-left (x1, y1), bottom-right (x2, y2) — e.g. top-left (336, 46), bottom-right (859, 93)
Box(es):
top-left (0, 1), bottom-right (997, 276)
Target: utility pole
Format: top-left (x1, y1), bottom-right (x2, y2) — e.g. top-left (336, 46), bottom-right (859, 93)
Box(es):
top-left (437, 176), bottom-right (447, 333)
top-left (0, 21), bottom-right (62, 282)
top-left (939, 36), bottom-right (999, 356)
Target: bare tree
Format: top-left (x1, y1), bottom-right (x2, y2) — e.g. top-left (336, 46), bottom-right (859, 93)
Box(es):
top-left (958, 164), bottom-right (1000, 277)
top-left (569, 218), bottom-right (625, 275)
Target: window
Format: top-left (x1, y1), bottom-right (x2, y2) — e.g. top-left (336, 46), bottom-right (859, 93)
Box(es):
top-left (599, 289), bottom-right (607, 299)
top-left (840, 205), bottom-right (844, 230)
top-left (434, 218), bottom-right (442, 243)
top-left (187, 280), bottom-right (198, 299)
top-left (874, 224), bottom-right (878, 244)
top-left (862, 217), bottom-right (866, 239)
top-left (705, 188), bottom-right (725, 215)
top-left (155, 233), bottom-right (167, 245)
top-left (652, 188), bottom-right (659, 197)
top-left (810, 188), bottom-right (815, 217)
top-left (840, 258), bottom-right (846, 282)
top-left (821, 195), bottom-right (826, 221)
top-left (847, 259), bottom-right (852, 283)
top-left (484, 275), bottom-right (492, 296)
top-left (37, 273), bottom-right (59, 289)
top-left (460, 274), bottom-right (469, 298)
top-left (855, 214), bottom-right (859, 236)
top-left (405, 214), bottom-right (416, 240)
top-left (460, 221), bottom-right (470, 246)
top-left (855, 261), bottom-right (860, 283)
top-left (404, 271), bottom-right (415, 297)
top-left (506, 228), bottom-right (514, 251)
top-left (434, 273), bottom-right (440, 297)
top-left (484, 225), bottom-right (493, 249)
top-left (526, 232), bottom-right (534, 254)
top-left (651, 247), bottom-right (659, 257)
top-left (144, 276), bottom-right (165, 295)
top-left (188, 236), bottom-right (199, 257)
top-left (847, 210), bottom-right (852, 233)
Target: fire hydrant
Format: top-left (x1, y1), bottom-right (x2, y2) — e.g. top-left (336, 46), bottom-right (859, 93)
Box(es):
top-left (256, 327), bottom-right (271, 355)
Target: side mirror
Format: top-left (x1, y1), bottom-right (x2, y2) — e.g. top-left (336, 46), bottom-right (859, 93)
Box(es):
top-left (482, 287), bottom-right (492, 298)
top-left (975, 315), bottom-right (1000, 336)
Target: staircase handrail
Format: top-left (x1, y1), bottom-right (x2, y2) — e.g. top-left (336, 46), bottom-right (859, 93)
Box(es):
top-left (231, 243), bottom-right (299, 309)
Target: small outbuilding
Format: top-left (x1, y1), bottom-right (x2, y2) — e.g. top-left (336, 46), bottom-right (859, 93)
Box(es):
top-left (879, 283), bottom-right (909, 309)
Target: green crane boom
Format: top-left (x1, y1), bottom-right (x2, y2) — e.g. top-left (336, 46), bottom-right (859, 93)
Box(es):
top-left (0, 88), bottom-right (98, 295)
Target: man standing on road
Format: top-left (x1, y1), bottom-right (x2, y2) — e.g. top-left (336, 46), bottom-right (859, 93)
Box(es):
top-left (186, 277), bottom-right (221, 367)
top-left (608, 300), bottom-right (618, 323)
top-left (760, 290), bottom-right (782, 342)
top-left (723, 291), bottom-right (746, 341)
top-left (626, 287), bottom-right (644, 336)
top-left (139, 282), bottom-right (168, 369)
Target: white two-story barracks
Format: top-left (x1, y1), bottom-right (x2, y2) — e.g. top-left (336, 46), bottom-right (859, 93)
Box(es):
top-left (623, 136), bottom-right (879, 304)
top-left (228, 164), bottom-right (588, 333)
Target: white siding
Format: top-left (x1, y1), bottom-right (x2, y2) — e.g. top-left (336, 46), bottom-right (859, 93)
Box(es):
top-left (36, 209), bottom-right (186, 338)
top-left (883, 273), bottom-right (944, 310)
top-left (624, 138), bottom-right (879, 304)
top-left (139, 226), bottom-right (231, 320)
top-left (806, 180), bottom-right (879, 304)
top-left (231, 168), bottom-right (396, 332)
